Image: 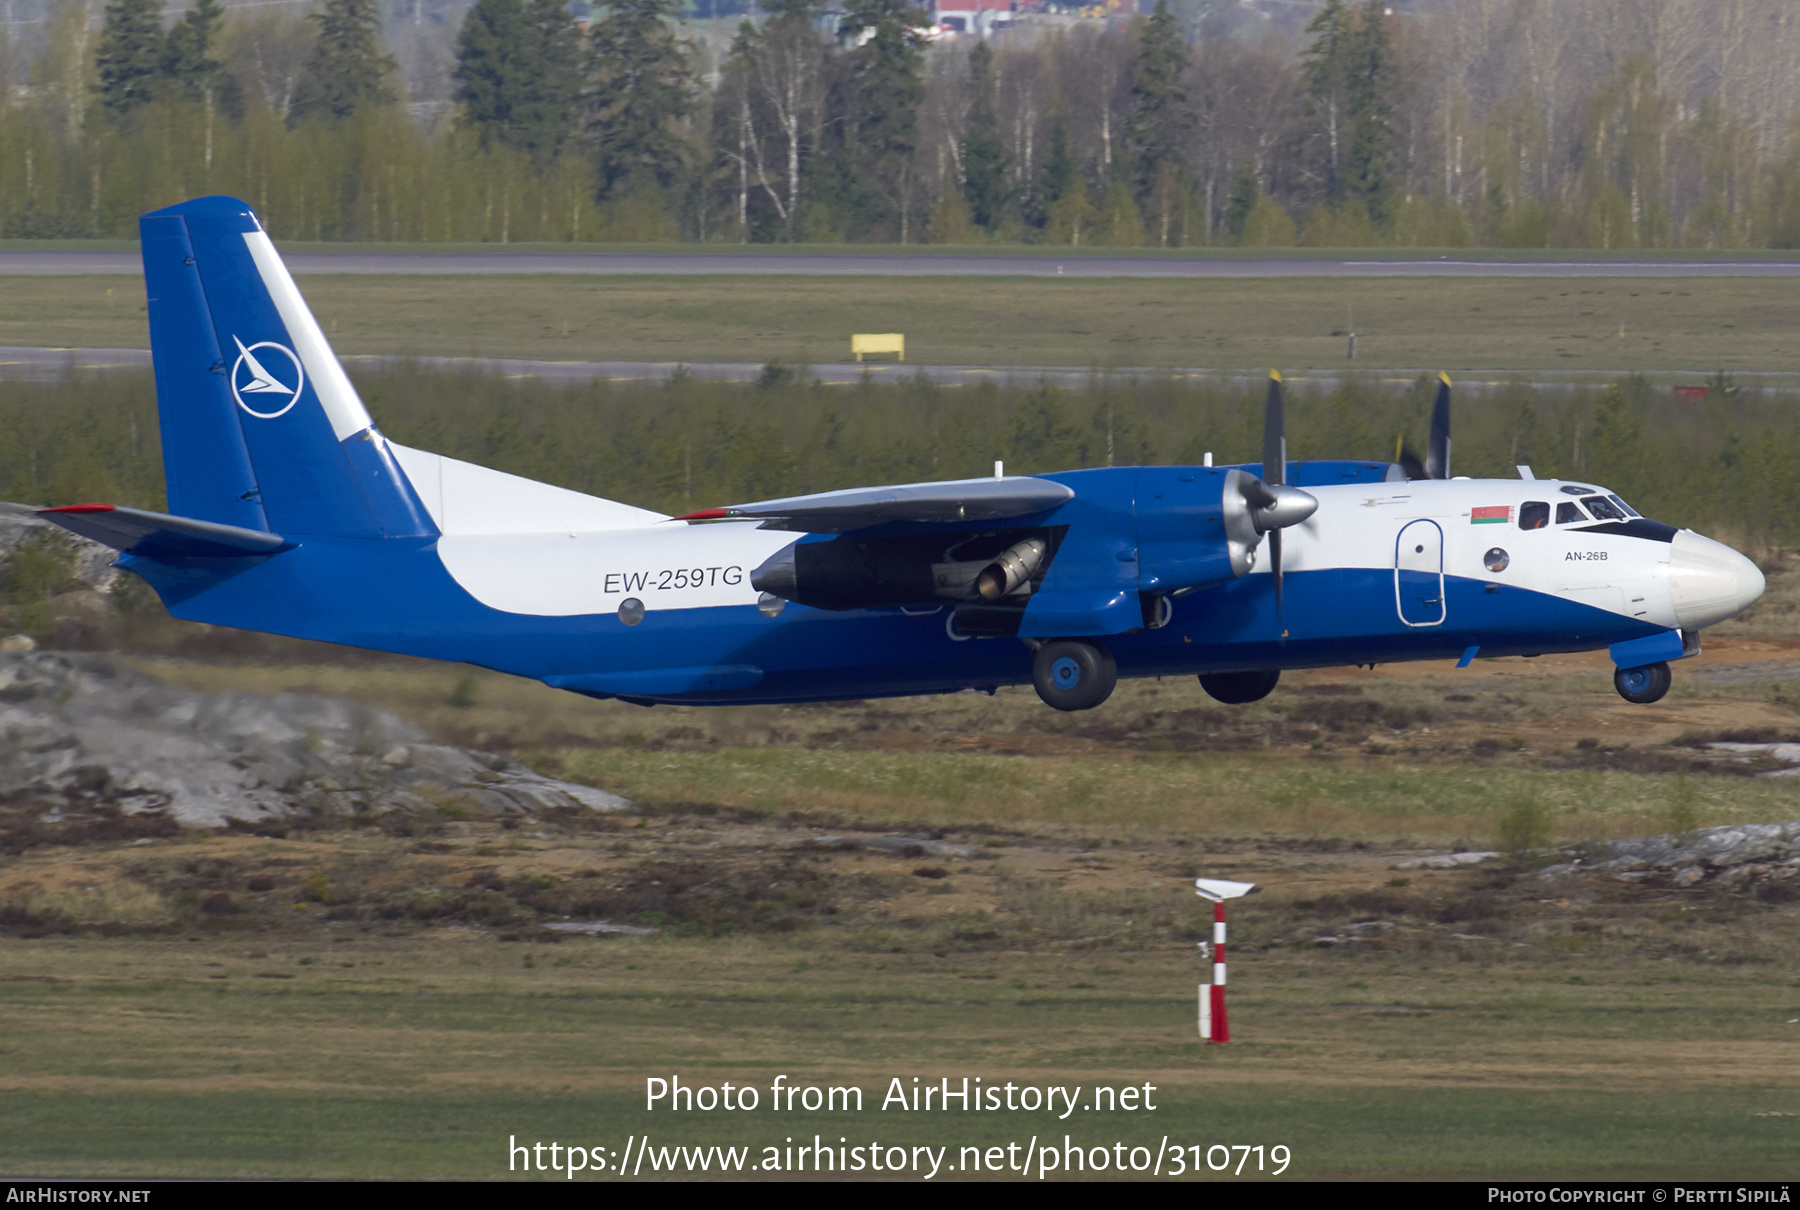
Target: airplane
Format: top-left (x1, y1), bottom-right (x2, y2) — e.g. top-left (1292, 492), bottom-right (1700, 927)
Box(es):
top-left (37, 196), bottom-right (1766, 714)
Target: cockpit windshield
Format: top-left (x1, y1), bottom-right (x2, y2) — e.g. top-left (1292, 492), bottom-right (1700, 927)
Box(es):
top-left (1582, 495), bottom-right (1628, 521)
top-left (1608, 494), bottom-right (1640, 518)
top-left (1556, 501), bottom-right (1588, 524)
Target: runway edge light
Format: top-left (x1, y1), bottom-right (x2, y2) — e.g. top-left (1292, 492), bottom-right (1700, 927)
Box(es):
top-left (1196, 878), bottom-right (1258, 1044)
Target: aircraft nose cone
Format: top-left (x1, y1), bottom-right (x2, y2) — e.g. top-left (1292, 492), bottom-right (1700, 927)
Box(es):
top-left (1669, 530), bottom-right (1764, 630)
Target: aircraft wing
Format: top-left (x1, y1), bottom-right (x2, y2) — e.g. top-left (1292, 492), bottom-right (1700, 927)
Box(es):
top-left (671, 476), bottom-right (1074, 533)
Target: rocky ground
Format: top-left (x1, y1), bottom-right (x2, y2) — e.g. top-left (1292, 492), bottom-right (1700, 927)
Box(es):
top-left (0, 651), bottom-right (627, 838)
top-left (1543, 820), bottom-right (1800, 891)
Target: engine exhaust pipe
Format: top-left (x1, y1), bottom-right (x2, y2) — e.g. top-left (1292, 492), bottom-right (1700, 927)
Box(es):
top-left (975, 537), bottom-right (1047, 601)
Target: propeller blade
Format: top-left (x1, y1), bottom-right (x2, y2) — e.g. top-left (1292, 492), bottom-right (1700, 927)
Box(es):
top-left (1262, 370), bottom-right (1286, 487)
top-left (1425, 372), bottom-right (1451, 480)
top-left (1397, 444), bottom-right (1426, 481)
top-left (1270, 527), bottom-right (1283, 616)
top-left (1263, 370), bottom-right (1287, 622)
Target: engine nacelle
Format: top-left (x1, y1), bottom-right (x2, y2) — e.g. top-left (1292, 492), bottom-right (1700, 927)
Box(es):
top-left (753, 529), bottom-right (1057, 611)
top-left (1135, 467), bottom-right (1311, 595)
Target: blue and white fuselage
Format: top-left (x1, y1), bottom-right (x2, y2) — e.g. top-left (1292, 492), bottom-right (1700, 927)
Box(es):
top-left (43, 197), bottom-right (1764, 711)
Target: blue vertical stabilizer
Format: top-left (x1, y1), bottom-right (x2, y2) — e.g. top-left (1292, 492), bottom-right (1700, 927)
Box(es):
top-left (138, 196), bottom-right (436, 540)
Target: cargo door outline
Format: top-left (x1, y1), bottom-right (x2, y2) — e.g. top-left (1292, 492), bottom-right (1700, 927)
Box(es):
top-left (1394, 519), bottom-right (1446, 627)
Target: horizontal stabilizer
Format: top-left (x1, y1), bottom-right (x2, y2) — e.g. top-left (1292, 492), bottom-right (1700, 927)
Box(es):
top-left (38, 503), bottom-right (293, 560)
top-left (672, 476), bottom-right (1074, 533)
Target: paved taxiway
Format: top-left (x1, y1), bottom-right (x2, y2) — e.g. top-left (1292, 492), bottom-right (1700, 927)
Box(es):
top-left (6, 250), bottom-right (1800, 277)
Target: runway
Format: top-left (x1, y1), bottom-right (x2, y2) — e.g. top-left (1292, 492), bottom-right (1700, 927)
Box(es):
top-left (6, 345), bottom-right (1793, 392)
top-left (5, 249), bottom-right (1800, 277)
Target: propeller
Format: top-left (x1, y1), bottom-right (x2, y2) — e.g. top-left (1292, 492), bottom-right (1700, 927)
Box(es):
top-left (1217, 372), bottom-right (1314, 619)
top-left (1425, 372), bottom-right (1452, 480)
top-left (1395, 436), bottom-right (1425, 481)
top-left (1262, 370), bottom-right (1288, 614)
top-left (1395, 373), bottom-right (1451, 481)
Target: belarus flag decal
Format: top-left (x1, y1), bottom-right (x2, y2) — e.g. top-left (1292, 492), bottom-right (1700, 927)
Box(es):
top-left (1471, 505), bottom-right (1512, 524)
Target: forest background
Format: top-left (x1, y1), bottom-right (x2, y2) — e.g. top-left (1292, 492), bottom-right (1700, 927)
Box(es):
top-left (3, 0), bottom-right (1800, 248)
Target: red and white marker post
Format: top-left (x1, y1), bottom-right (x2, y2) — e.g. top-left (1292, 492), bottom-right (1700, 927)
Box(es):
top-left (1195, 878), bottom-right (1258, 1044)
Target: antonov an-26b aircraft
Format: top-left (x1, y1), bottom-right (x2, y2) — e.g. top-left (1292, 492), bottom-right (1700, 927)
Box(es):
top-left (39, 196), bottom-right (1766, 712)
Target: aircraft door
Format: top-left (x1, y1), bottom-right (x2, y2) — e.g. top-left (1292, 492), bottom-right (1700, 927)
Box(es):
top-left (1395, 519), bottom-right (1446, 627)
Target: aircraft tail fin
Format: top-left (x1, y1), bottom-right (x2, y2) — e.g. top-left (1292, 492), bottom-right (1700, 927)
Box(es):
top-left (138, 196), bottom-right (435, 540)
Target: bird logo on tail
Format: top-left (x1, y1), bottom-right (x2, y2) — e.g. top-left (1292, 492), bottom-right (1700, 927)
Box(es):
top-left (231, 336), bottom-right (304, 419)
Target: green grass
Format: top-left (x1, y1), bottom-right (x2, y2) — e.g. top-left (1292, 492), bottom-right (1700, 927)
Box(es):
top-left (543, 746), bottom-right (1800, 840)
top-left (7, 274), bottom-right (1800, 374)
top-left (2, 936), bottom-right (1796, 1179)
top-left (3, 1087), bottom-right (1794, 1179)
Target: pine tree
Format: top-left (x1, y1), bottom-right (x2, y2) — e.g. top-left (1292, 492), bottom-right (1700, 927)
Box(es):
top-left (162, 0), bottom-right (225, 103)
top-left (1031, 111), bottom-right (1076, 229)
top-left (94, 0), bottom-right (164, 119)
top-left (455, 0), bottom-right (529, 141)
top-left (456, 0), bottom-right (585, 162)
top-left (959, 41), bottom-right (1010, 233)
top-left (587, 0), bottom-right (698, 197)
top-left (1301, 0), bottom-right (1352, 205)
top-left (291, 0), bottom-right (397, 124)
top-left (1302, 0), bottom-right (1394, 223)
top-left (1224, 160), bottom-right (1259, 242)
top-left (1342, 1), bottom-right (1396, 226)
top-left (1125, 0), bottom-right (1190, 200)
top-left (834, 0), bottom-right (926, 238)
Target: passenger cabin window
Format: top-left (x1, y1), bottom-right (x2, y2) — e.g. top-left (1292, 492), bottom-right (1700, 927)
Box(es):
top-left (1556, 501), bottom-right (1588, 524)
top-left (1608, 494), bottom-right (1640, 518)
top-left (1583, 495), bottom-right (1628, 521)
top-left (1519, 501), bottom-right (1550, 530)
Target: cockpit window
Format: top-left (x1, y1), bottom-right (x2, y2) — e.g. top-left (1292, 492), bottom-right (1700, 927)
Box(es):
top-left (1556, 501), bottom-right (1588, 524)
top-left (1608, 494), bottom-right (1640, 518)
top-left (1582, 495), bottom-right (1628, 521)
top-left (1519, 501), bottom-right (1550, 530)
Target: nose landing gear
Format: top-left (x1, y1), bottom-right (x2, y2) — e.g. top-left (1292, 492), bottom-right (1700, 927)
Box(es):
top-left (1031, 640), bottom-right (1117, 711)
top-left (1613, 661), bottom-right (1672, 705)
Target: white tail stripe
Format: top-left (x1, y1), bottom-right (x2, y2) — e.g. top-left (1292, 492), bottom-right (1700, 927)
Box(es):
top-left (1213, 962), bottom-right (1226, 985)
top-left (242, 231), bottom-right (374, 442)
top-left (1214, 921), bottom-right (1227, 944)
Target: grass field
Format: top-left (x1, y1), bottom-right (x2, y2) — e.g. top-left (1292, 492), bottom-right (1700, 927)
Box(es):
top-left (2, 933), bottom-right (1796, 1179)
top-left (2, 602), bottom-right (1797, 1178)
top-left (5, 273), bottom-right (1800, 375)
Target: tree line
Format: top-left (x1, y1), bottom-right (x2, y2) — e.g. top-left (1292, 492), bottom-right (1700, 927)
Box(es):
top-left (3, 0), bottom-right (1800, 245)
top-left (0, 366), bottom-right (1791, 551)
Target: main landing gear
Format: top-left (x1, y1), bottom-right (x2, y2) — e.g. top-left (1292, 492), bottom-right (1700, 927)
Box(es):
top-left (1031, 640), bottom-right (1117, 711)
top-left (1199, 669), bottom-right (1281, 704)
top-left (1614, 661), bottom-right (1672, 705)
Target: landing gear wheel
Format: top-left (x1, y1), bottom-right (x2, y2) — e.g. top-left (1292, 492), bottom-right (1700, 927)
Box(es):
top-left (1613, 661), bottom-right (1671, 705)
top-left (1031, 640), bottom-right (1117, 711)
top-left (1199, 669), bottom-right (1281, 705)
